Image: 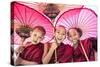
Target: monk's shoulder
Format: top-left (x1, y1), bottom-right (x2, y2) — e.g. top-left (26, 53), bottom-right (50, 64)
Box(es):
top-left (64, 44), bottom-right (73, 50)
top-left (81, 38), bottom-right (91, 43)
top-left (62, 44), bottom-right (73, 54)
top-left (81, 38), bottom-right (91, 46)
top-left (80, 38), bottom-right (93, 50)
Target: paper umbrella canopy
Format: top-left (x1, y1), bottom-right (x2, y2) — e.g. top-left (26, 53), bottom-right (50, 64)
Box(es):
top-left (11, 2), bottom-right (54, 44)
top-left (11, 2), bottom-right (97, 45)
top-left (55, 8), bottom-right (97, 44)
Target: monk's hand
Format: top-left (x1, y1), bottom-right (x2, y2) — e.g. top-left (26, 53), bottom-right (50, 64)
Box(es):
top-left (51, 37), bottom-right (58, 49)
top-left (55, 61), bottom-right (59, 64)
top-left (19, 38), bottom-right (25, 45)
top-left (15, 46), bottom-right (25, 55)
top-left (51, 42), bottom-right (58, 50)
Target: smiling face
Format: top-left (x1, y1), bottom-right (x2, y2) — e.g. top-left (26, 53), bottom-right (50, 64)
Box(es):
top-left (67, 28), bottom-right (82, 45)
top-left (54, 26), bottom-right (66, 44)
top-left (30, 26), bottom-right (45, 44)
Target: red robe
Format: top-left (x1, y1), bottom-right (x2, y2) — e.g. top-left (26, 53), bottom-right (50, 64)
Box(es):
top-left (73, 38), bottom-right (95, 62)
top-left (48, 43), bottom-right (73, 63)
top-left (19, 42), bottom-right (44, 64)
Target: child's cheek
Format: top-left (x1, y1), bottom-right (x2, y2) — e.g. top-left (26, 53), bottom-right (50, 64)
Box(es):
top-left (31, 36), bottom-right (34, 40)
top-left (63, 35), bottom-right (66, 39)
top-left (69, 38), bottom-right (73, 41)
top-left (55, 33), bottom-right (58, 38)
top-left (38, 38), bottom-right (42, 42)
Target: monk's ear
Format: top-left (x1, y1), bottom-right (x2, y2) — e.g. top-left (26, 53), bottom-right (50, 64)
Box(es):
top-left (64, 34), bottom-right (66, 40)
top-left (40, 36), bottom-right (44, 42)
top-left (53, 32), bottom-right (56, 37)
top-left (30, 31), bottom-right (33, 36)
top-left (66, 32), bottom-right (68, 37)
top-left (42, 36), bottom-right (44, 40)
top-left (67, 35), bottom-right (70, 40)
top-left (53, 28), bottom-right (56, 36)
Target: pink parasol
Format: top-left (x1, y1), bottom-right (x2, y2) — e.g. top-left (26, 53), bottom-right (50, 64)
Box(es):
top-left (11, 2), bottom-right (54, 45)
top-left (16, 1), bottom-right (83, 22)
top-left (16, 1), bottom-right (47, 14)
top-left (55, 8), bottom-right (97, 44)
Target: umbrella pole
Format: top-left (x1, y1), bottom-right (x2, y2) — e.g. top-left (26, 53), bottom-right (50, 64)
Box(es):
top-left (55, 50), bottom-right (57, 63)
top-left (20, 38), bottom-right (25, 45)
top-left (15, 38), bottom-right (25, 65)
top-left (53, 37), bottom-right (58, 63)
top-left (80, 41), bottom-right (89, 61)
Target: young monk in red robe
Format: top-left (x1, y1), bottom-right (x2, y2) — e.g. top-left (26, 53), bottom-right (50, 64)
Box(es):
top-left (67, 28), bottom-right (95, 62)
top-left (15, 26), bottom-right (46, 65)
top-left (42, 26), bottom-right (73, 64)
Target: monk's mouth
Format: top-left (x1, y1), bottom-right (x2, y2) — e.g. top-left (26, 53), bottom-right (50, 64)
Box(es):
top-left (57, 38), bottom-right (62, 41)
top-left (72, 40), bottom-right (78, 44)
top-left (32, 40), bottom-right (38, 44)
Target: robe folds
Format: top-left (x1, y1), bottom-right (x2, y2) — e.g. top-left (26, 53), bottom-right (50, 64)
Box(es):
top-left (73, 38), bottom-right (95, 62)
top-left (48, 43), bottom-right (73, 63)
top-left (19, 42), bottom-right (44, 64)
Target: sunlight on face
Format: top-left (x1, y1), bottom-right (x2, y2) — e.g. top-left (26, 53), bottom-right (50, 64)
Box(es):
top-left (55, 26), bottom-right (66, 44)
top-left (68, 28), bottom-right (80, 45)
top-left (30, 28), bottom-right (44, 44)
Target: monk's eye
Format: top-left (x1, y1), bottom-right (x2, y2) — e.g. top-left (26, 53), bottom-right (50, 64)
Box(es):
top-left (57, 31), bottom-right (60, 34)
top-left (62, 33), bottom-right (65, 35)
top-left (69, 35), bottom-right (72, 38)
top-left (39, 36), bottom-right (42, 39)
top-left (73, 33), bottom-right (77, 36)
top-left (34, 34), bottom-right (37, 37)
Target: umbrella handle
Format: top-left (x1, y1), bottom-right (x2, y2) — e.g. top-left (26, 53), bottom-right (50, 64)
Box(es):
top-left (15, 46), bottom-right (25, 65)
top-left (20, 38), bottom-right (25, 45)
top-left (80, 41), bottom-right (89, 61)
top-left (54, 37), bottom-right (58, 63)
top-left (15, 38), bottom-right (25, 60)
top-left (55, 50), bottom-right (57, 63)
top-left (15, 38), bottom-right (25, 65)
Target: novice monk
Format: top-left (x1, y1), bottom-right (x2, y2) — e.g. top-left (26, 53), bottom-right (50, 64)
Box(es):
top-left (16, 26), bottom-right (46, 65)
top-left (67, 28), bottom-right (95, 62)
top-left (42, 26), bottom-right (73, 64)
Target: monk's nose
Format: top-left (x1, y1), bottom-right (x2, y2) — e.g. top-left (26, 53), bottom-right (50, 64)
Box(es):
top-left (34, 37), bottom-right (38, 42)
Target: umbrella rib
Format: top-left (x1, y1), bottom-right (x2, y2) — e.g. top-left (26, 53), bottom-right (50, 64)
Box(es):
top-left (25, 7), bottom-right (27, 25)
top-left (60, 18), bottom-right (70, 28)
top-left (80, 13), bottom-right (93, 25)
top-left (15, 5), bottom-right (25, 24)
top-left (30, 13), bottom-right (45, 26)
top-left (72, 14), bottom-right (76, 26)
top-left (78, 10), bottom-right (86, 25)
top-left (87, 33), bottom-right (96, 37)
top-left (65, 14), bottom-right (74, 27)
top-left (14, 7), bottom-right (23, 24)
top-left (30, 18), bottom-right (38, 25)
top-left (27, 11), bottom-right (35, 24)
top-left (77, 9), bottom-right (82, 27)
top-left (74, 14), bottom-right (77, 26)
top-left (15, 15), bottom-right (23, 24)
top-left (84, 15), bottom-right (96, 25)
top-left (68, 15), bottom-right (76, 27)
top-left (76, 11), bottom-right (80, 27)
top-left (62, 17), bottom-right (72, 27)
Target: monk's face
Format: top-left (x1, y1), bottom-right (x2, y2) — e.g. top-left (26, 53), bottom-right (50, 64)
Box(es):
top-left (30, 28), bottom-right (44, 44)
top-left (68, 28), bottom-right (80, 45)
top-left (55, 26), bottom-right (66, 44)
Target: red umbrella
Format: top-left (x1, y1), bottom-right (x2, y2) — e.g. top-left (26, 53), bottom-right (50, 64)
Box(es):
top-left (11, 2), bottom-right (54, 45)
top-left (55, 8), bottom-right (97, 44)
